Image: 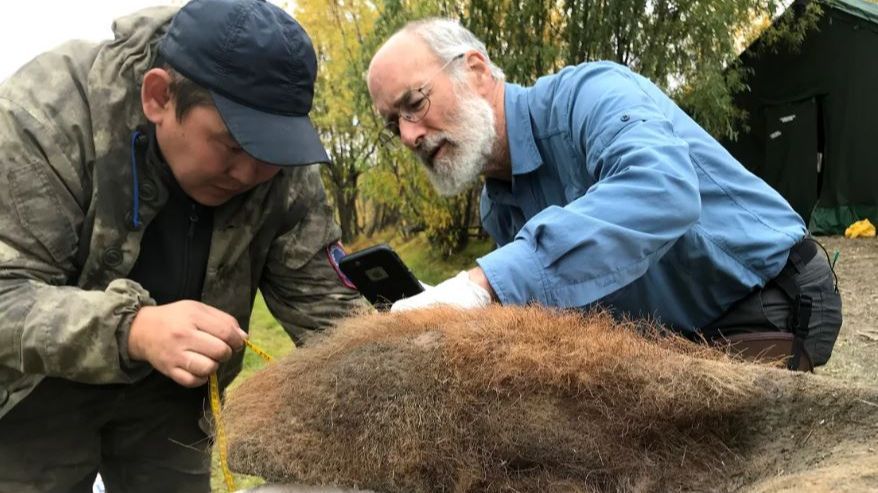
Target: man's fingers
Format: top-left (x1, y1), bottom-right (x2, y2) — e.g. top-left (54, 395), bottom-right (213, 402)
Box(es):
top-left (168, 367), bottom-right (208, 388)
top-left (187, 330), bottom-right (234, 363)
top-left (178, 351), bottom-right (220, 379)
top-left (193, 303), bottom-right (247, 348)
top-left (165, 348), bottom-right (222, 388)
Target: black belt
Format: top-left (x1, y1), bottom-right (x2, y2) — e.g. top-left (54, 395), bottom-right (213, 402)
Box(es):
top-left (772, 237), bottom-right (818, 370)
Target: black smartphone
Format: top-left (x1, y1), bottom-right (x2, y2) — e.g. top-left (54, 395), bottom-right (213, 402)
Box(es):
top-left (338, 244), bottom-right (424, 310)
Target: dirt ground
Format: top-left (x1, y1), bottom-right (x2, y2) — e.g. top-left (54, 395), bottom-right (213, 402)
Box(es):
top-left (812, 236), bottom-right (878, 386)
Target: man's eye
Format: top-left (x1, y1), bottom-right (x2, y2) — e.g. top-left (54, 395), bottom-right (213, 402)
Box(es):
top-left (407, 95), bottom-right (428, 112)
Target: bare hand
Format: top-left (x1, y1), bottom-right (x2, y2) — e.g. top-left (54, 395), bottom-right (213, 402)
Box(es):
top-left (128, 300), bottom-right (248, 387)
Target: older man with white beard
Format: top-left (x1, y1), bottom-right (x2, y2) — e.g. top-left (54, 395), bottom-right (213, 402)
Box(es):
top-left (400, 53), bottom-right (498, 196)
top-left (366, 18), bottom-right (842, 369)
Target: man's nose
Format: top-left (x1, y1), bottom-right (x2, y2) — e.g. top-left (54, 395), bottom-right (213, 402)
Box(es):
top-left (398, 118), bottom-right (427, 149)
top-left (227, 154), bottom-right (258, 184)
top-left (228, 154), bottom-right (277, 186)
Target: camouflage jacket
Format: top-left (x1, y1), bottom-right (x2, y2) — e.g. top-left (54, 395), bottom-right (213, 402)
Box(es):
top-left (0, 7), bottom-right (364, 419)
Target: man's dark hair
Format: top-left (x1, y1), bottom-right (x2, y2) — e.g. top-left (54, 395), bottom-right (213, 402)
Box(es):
top-left (164, 65), bottom-right (214, 121)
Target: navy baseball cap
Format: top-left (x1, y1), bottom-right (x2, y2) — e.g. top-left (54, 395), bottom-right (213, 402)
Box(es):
top-left (159, 0), bottom-right (329, 166)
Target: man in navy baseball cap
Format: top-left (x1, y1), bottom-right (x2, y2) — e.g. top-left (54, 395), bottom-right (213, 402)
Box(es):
top-left (0, 1), bottom-right (367, 491)
top-left (159, 0), bottom-right (328, 166)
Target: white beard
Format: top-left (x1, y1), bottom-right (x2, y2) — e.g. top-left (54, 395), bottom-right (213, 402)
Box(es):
top-left (415, 88), bottom-right (496, 196)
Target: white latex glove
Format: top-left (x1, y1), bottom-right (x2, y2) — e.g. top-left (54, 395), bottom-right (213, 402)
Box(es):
top-left (391, 271), bottom-right (492, 312)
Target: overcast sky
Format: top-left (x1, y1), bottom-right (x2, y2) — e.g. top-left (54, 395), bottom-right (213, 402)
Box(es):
top-left (0, 1), bottom-right (297, 82)
top-left (0, 1), bottom-right (189, 82)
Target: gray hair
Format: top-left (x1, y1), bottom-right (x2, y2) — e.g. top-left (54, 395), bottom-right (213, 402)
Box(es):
top-left (402, 18), bottom-right (505, 82)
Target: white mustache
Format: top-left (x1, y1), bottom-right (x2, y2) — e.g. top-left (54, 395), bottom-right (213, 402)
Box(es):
top-left (415, 134), bottom-right (450, 166)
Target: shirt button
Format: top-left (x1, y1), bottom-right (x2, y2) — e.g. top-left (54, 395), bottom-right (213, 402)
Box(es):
top-left (141, 180), bottom-right (158, 202)
top-left (102, 248), bottom-right (123, 267)
top-left (621, 114), bottom-right (630, 122)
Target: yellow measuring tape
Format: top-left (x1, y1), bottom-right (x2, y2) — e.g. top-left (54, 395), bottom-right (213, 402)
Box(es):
top-left (209, 338), bottom-right (273, 492)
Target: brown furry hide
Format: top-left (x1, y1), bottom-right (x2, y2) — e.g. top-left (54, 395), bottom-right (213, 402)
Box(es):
top-left (223, 306), bottom-right (878, 493)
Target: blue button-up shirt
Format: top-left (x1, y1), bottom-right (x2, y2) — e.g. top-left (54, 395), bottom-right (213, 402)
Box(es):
top-left (476, 61), bottom-right (806, 332)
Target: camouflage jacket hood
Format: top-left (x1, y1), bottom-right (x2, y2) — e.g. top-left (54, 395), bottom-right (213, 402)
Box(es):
top-left (0, 7), bottom-right (363, 418)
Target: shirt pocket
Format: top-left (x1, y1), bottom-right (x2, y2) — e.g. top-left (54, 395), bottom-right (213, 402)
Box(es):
top-left (7, 160), bottom-right (78, 266)
top-left (549, 133), bottom-right (591, 202)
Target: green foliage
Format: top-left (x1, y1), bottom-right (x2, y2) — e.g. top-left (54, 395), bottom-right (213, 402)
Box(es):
top-left (396, 233), bottom-right (495, 284)
top-left (462, 0), bottom-right (821, 139)
top-left (675, 62), bottom-right (754, 142)
top-left (466, 0), bottom-right (564, 81)
top-left (359, 144), bottom-right (432, 236)
top-left (420, 186), bottom-right (481, 256)
top-left (295, 0), bottom-right (386, 243)
top-left (757, 2), bottom-right (824, 54)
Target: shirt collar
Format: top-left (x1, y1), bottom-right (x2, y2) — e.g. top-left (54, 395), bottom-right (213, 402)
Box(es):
top-left (504, 82), bottom-right (543, 176)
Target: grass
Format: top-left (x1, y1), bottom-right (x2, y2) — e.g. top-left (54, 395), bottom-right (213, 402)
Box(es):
top-left (349, 231), bottom-right (496, 285)
top-left (210, 233), bottom-right (495, 491)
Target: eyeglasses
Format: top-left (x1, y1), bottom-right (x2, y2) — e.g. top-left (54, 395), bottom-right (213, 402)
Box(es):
top-left (378, 53), bottom-right (465, 146)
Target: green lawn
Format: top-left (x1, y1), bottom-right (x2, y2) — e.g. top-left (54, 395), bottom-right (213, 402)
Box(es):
top-left (348, 231), bottom-right (495, 285)
top-left (211, 234), bottom-right (495, 491)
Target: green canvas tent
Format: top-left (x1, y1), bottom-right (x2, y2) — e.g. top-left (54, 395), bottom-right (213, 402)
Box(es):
top-left (723, 0), bottom-right (878, 234)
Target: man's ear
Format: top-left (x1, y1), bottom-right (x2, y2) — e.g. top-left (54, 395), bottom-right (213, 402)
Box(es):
top-left (141, 68), bottom-right (174, 124)
top-left (463, 51), bottom-right (494, 96)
